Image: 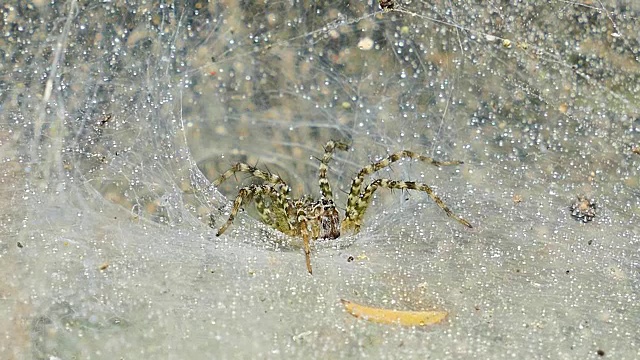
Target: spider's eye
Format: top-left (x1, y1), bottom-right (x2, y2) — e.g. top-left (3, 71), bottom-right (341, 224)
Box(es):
top-left (323, 199), bottom-right (335, 209)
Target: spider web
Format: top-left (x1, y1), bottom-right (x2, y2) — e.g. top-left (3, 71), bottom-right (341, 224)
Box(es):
top-left (1, 0), bottom-right (639, 358)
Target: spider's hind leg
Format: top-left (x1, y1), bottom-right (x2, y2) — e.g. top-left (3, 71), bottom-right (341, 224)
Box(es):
top-left (318, 140), bottom-right (349, 199)
top-left (342, 178), bottom-right (472, 233)
top-left (345, 151), bottom-right (463, 214)
top-left (343, 151), bottom-right (466, 232)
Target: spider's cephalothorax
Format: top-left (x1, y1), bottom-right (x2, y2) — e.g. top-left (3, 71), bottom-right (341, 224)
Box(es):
top-left (213, 140), bottom-right (472, 274)
top-left (309, 198), bottom-right (341, 240)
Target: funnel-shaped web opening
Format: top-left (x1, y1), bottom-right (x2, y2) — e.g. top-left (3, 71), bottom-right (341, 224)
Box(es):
top-left (1, 1), bottom-right (638, 358)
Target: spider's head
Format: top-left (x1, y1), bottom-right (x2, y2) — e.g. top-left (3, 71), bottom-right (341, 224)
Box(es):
top-left (314, 198), bottom-right (341, 240)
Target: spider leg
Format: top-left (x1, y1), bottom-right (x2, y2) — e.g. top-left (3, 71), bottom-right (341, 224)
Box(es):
top-left (318, 140), bottom-right (350, 199)
top-left (216, 184), bottom-right (284, 236)
top-left (296, 208), bottom-right (313, 274)
top-left (214, 162), bottom-right (289, 193)
top-left (254, 189), bottom-right (299, 235)
top-left (271, 184), bottom-right (298, 234)
top-left (302, 222), bottom-right (313, 275)
top-left (345, 150), bottom-right (463, 224)
top-left (342, 178), bottom-right (472, 233)
top-left (255, 195), bottom-right (275, 227)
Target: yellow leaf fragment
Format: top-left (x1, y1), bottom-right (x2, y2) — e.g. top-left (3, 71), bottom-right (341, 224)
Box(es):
top-left (340, 299), bottom-right (448, 326)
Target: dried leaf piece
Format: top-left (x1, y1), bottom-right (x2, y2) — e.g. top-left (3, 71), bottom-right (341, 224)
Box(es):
top-left (340, 299), bottom-right (448, 326)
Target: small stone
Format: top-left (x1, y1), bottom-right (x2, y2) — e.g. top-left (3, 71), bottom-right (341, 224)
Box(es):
top-left (570, 196), bottom-right (596, 223)
top-left (357, 37), bottom-right (374, 51)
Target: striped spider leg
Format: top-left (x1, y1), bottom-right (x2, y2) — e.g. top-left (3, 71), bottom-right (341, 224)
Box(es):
top-left (340, 150), bottom-right (473, 234)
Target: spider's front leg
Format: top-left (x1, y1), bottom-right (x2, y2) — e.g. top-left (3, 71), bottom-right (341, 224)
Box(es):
top-left (296, 209), bottom-right (314, 274)
top-left (214, 162), bottom-right (289, 190)
top-left (318, 140), bottom-right (350, 199)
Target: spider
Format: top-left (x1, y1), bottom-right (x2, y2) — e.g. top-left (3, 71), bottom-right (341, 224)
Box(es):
top-left (213, 140), bottom-right (472, 274)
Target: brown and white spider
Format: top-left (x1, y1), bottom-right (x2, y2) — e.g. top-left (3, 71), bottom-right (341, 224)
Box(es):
top-left (213, 140), bottom-right (472, 274)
